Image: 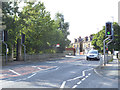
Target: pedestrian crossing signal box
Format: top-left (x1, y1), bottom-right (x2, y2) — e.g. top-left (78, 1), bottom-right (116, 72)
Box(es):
top-left (105, 22), bottom-right (112, 36)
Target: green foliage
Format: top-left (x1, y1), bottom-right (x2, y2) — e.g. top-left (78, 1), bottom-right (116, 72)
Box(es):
top-left (108, 22), bottom-right (120, 51)
top-left (2, 2), bottom-right (20, 55)
top-left (2, 1), bottom-right (71, 55)
top-left (92, 23), bottom-right (120, 53)
top-left (54, 13), bottom-right (70, 52)
top-left (92, 29), bottom-right (105, 53)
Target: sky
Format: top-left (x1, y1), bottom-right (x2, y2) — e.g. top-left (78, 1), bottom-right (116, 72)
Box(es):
top-left (19, 0), bottom-right (120, 43)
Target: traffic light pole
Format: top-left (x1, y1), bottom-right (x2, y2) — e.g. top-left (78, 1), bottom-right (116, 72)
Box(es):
top-left (2, 41), bottom-right (7, 64)
top-left (21, 35), bottom-right (26, 61)
top-left (103, 36), bottom-right (110, 66)
top-left (103, 22), bottom-right (113, 66)
top-left (2, 31), bottom-right (8, 64)
top-left (106, 39), bottom-right (113, 63)
top-left (22, 44), bottom-right (26, 61)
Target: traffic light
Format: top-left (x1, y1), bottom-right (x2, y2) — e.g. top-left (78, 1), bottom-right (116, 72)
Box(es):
top-left (105, 22), bottom-right (112, 36)
top-left (105, 47), bottom-right (108, 53)
top-left (4, 30), bottom-right (7, 41)
top-left (21, 33), bottom-right (25, 44)
top-left (106, 48), bottom-right (108, 50)
top-left (110, 35), bottom-right (114, 40)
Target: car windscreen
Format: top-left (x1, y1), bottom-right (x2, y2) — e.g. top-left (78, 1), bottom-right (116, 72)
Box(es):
top-left (88, 51), bottom-right (98, 54)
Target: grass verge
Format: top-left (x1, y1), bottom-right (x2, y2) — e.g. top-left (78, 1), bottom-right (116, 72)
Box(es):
top-left (109, 59), bottom-right (113, 62)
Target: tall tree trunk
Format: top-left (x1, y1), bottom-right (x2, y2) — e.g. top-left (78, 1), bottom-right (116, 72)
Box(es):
top-left (16, 38), bottom-right (23, 61)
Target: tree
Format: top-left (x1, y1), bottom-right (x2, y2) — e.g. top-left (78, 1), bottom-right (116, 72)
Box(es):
top-left (54, 13), bottom-right (70, 52)
top-left (108, 22), bottom-right (120, 52)
top-left (92, 22), bottom-right (120, 54)
top-left (19, 2), bottom-right (57, 54)
top-left (2, 1), bottom-right (71, 60)
top-left (2, 2), bottom-right (21, 60)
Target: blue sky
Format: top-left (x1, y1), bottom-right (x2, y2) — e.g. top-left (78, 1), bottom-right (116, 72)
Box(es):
top-left (19, 0), bottom-right (120, 42)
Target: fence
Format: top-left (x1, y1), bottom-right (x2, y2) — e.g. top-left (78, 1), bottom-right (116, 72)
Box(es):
top-left (2, 53), bottom-right (65, 64)
top-left (25, 53), bottom-right (65, 61)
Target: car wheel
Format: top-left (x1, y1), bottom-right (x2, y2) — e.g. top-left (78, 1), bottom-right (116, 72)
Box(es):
top-left (86, 57), bottom-right (89, 60)
top-left (97, 58), bottom-right (100, 61)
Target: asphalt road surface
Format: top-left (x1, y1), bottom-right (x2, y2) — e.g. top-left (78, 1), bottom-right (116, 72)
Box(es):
top-left (1, 55), bottom-right (118, 88)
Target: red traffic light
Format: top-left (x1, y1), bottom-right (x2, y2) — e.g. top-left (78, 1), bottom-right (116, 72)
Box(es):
top-left (56, 43), bottom-right (60, 47)
top-left (106, 48), bottom-right (108, 50)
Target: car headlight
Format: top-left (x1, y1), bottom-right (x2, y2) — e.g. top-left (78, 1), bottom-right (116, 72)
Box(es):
top-left (94, 55), bottom-right (98, 57)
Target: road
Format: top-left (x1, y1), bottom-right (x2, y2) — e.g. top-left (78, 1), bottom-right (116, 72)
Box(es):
top-left (1, 55), bottom-right (118, 88)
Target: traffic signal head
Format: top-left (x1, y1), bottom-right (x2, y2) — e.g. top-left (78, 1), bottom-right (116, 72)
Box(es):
top-left (106, 48), bottom-right (108, 50)
top-left (3, 30), bottom-right (7, 41)
top-left (110, 35), bottom-right (114, 40)
top-left (105, 22), bottom-right (112, 36)
top-left (21, 33), bottom-right (25, 44)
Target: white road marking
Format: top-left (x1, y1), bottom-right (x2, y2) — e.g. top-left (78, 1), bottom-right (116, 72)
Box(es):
top-left (60, 81), bottom-right (66, 88)
top-left (72, 73), bottom-right (91, 88)
top-left (85, 75), bottom-right (89, 78)
top-left (70, 69), bottom-right (93, 88)
top-left (81, 78), bottom-right (85, 81)
top-left (82, 70), bottom-right (85, 76)
top-left (9, 69), bottom-right (21, 76)
top-left (67, 76), bottom-right (83, 81)
top-left (47, 61), bottom-right (57, 63)
top-left (32, 66), bottom-right (43, 70)
top-left (72, 85), bottom-right (77, 88)
top-left (32, 66), bottom-right (36, 67)
top-left (2, 73), bottom-right (37, 86)
top-left (54, 67), bottom-right (59, 70)
top-left (3, 66), bottom-right (59, 86)
top-left (32, 66), bottom-right (58, 71)
top-left (67, 68), bottom-right (93, 82)
top-left (93, 68), bottom-right (102, 76)
top-left (88, 73), bottom-right (91, 76)
top-left (77, 81), bottom-right (82, 84)
top-left (37, 67), bottom-right (43, 70)
top-left (84, 68), bottom-right (94, 71)
top-left (27, 73), bottom-right (36, 79)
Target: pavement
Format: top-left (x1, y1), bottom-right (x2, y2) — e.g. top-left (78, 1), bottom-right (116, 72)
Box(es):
top-left (2, 57), bottom-right (70, 67)
top-left (94, 57), bottom-right (120, 89)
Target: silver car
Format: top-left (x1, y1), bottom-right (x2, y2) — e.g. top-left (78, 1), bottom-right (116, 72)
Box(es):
top-left (86, 50), bottom-right (100, 60)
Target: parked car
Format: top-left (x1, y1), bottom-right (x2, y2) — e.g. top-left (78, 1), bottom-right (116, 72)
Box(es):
top-left (86, 50), bottom-right (100, 60)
